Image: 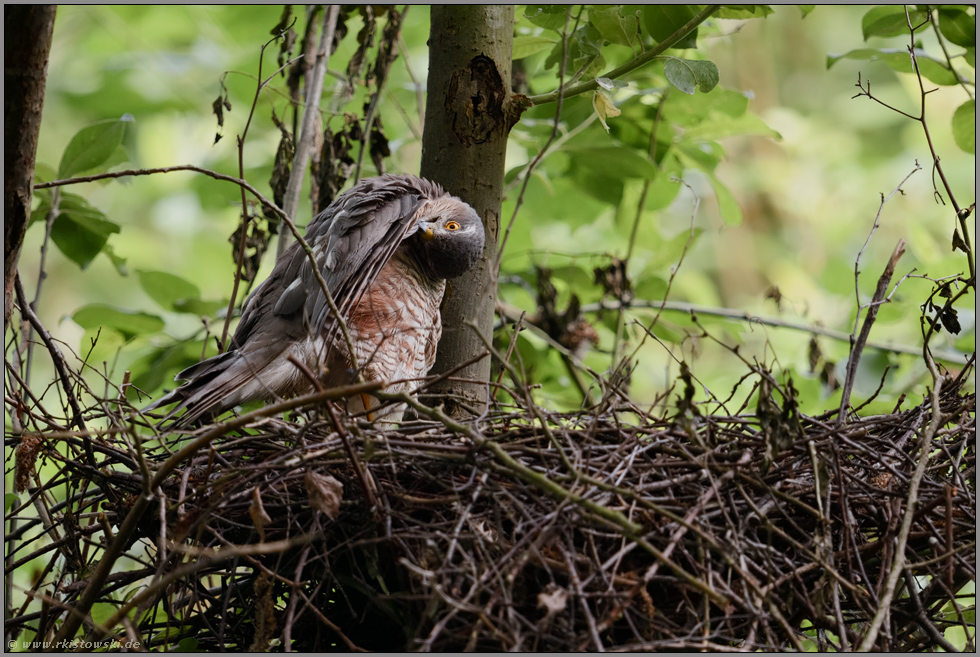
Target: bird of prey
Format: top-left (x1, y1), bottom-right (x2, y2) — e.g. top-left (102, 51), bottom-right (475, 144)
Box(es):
top-left (146, 174), bottom-right (485, 427)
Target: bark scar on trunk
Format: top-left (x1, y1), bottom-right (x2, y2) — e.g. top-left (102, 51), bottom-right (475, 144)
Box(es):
top-left (446, 54), bottom-right (508, 147)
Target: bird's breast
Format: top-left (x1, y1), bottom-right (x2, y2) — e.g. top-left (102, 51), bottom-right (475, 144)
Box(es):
top-left (343, 255), bottom-right (446, 388)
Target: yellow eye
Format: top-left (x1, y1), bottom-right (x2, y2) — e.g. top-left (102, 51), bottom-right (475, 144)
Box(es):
top-left (446, 221), bottom-right (461, 231)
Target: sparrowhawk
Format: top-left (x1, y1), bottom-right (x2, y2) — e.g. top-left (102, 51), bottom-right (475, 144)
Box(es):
top-left (146, 174), bottom-right (485, 426)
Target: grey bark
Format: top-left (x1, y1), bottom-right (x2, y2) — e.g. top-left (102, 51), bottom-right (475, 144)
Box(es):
top-left (4, 5), bottom-right (56, 327)
top-left (420, 5), bottom-right (525, 416)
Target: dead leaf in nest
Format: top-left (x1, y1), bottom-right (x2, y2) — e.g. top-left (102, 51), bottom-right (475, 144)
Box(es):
top-left (469, 517), bottom-right (497, 543)
top-left (537, 586), bottom-right (568, 618)
top-left (15, 433), bottom-right (43, 493)
top-left (305, 471), bottom-right (343, 520)
top-left (249, 487), bottom-right (272, 541)
top-left (870, 472), bottom-right (892, 489)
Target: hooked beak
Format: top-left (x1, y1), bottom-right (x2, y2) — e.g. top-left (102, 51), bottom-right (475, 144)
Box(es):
top-left (418, 221), bottom-right (435, 241)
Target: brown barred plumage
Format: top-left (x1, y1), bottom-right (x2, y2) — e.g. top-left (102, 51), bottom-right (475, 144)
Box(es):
top-left (145, 174), bottom-right (484, 427)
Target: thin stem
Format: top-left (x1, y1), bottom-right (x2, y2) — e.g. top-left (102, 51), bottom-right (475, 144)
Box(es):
top-left (495, 6), bottom-right (578, 275)
top-left (526, 5), bottom-right (721, 105)
top-left (278, 5), bottom-right (340, 257)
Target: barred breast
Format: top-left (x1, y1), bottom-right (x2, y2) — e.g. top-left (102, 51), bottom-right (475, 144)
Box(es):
top-left (342, 251), bottom-right (446, 418)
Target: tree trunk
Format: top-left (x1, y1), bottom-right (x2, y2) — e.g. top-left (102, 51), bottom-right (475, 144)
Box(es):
top-left (4, 5), bottom-right (56, 327)
top-left (420, 5), bottom-right (524, 416)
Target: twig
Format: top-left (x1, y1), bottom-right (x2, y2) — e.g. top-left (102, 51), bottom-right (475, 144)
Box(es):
top-left (14, 275), bottom-right (86, 434)
top-left (222, 37), bottom-right (304, 350)
top-left (278, 5), bottom-right (340, 258)
top-left (838, 240), bottom-right (907, 423)
top-left (495, 6), bottom-right (577, 275)
top-left (856, 362), bottom-right (945, 651)
top-left (526, 6), bottom-right (721, 105)
top-left (50, 380), bottom-right (383, 646)
top-left (352, 7), bottom-right (405, 182)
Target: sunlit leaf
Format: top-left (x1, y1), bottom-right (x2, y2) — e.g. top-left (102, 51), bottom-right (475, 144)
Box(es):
top-left (102, 242), bottom-right (129, 276)
top-left (524, 5), bottom-right (571, 32)
top-left (566, 146), bottom-right (659, 179)
top-left (642, 5), bottom-right (701, 49)
top-left (73, 304), bottom-right (165, 340)
top-left (716, 6), bottom-right (774, 20)
top-left (799, 6), bottom-right (816, 18)
top-left (589, 5), bottom-right (636, 47)
top-left (138, 270), bottom-right (201, 311)
top-left (827, 48), bottom-right (959, 85)
top-left (682, 110), bottom-right (782, 142)
top-left (173, 298), bottom-right (228, 316)
top-left (663, 57), bottom-right (719, 94)
top-left (861, 6), bottom-right (928, 40)
top-left (938, 8), bottom-right (975, 48)
top-left (662, 87), bottom-right (749, 126)
top-left (708, 173), bottom-right (743, 226)
top-left (647, 227), bottom-right (705, 271)
top-left (57, 114), bottom-right (134, 179)
top-left (33, 162), bottom-right (57, 183)
top-left (952, 99), bottom-right (975, 154)
top-left (634, 275), bottom-right (669, 300)
top-left (50, 193), bottom-right (120, 269)
top-left (513, 35), bottom-right (556, 60)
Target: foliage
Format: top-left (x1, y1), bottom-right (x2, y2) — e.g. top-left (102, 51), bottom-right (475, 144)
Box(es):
top-left (5, 3), bottom-right (975, 652)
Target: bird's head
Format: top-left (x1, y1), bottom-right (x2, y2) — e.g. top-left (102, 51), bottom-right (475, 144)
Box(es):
top-left (412, 197), bottom-right (485, 280)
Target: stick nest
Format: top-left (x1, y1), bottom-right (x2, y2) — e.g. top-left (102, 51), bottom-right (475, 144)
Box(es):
top-left (7, 367), bottom-right (976, 652)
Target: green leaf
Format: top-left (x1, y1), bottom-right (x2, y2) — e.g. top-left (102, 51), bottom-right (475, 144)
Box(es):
top-left (648, 227), bottom-right (705, 271)
top-left (674, 139), bottom-right (725, 173)
top-left (57, 114), bottom-right (134, 179)
top-left (5, 493), bottom-right (19, 512)
top-left (175, 637), bottom-right (200, 652)
top-left (861, 6), bottom-right (928, 40)
top-left (138, 270), bottom-right (201, 311)
top-left (50, 194), bottom-right (121, 269)
top-left (708, 173), bottom-right (742, 226)
top-left (73, 304), bottom-right (165, 340)
top-left (642, 5), bottom-right (701, 49)
top-left (589, 6), bottom-right (637, 47)
top-left (30, 190), bottom-right (52, 228)
top-left (663, 57), bottom-right (719, 94)
top-left (662, 88), bottom-right (750, 129)
top-left (715, 6), bottom-right (774, 20)
top-left (635, 275), bottom-right (669, 300)
top-left (798, 6), bottom-right (816, 18)
top-left (513, 35), bottom-right (557, 60)
top-left (645, 154), bottom-right (683, 210)
top-left (33, 162), bottom-right (57, 183)
top-left (566, 146), bottom-right (659, 180)
top-left (90, 602), bottom-right (117, 629)
top-left (952, 99), bottom-right (975, 154)
top-left (173, 298), bottom-right (228, 316)
top-left (102, 242), bottom-right (129, 276)
top-left (964, 47), bottom-right (975, 69)
top-left (827, 48), bottom-right (959, 86)
top-left (524, 5), bottom-right (571, 32)
top-left (938, 8), bottom-right (975, 48)
top-left (682, 110), bottom-right (782, 142)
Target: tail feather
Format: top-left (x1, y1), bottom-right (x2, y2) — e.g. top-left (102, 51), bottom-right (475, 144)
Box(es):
top-left (143, 345), bottom-right (289, 429)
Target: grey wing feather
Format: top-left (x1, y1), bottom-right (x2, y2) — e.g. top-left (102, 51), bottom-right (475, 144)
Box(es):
top-left (301, 175), bottom-right (442, 342)
top-left (144, 174), bottom-right (447, 427)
